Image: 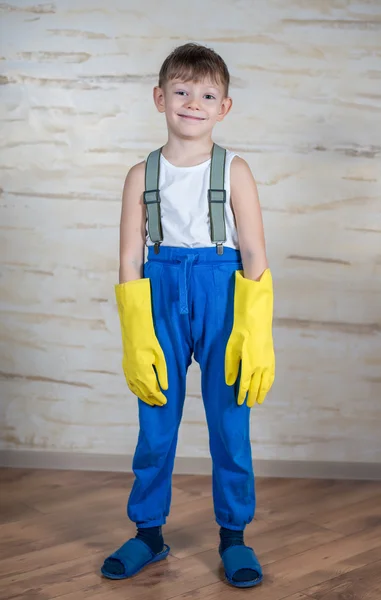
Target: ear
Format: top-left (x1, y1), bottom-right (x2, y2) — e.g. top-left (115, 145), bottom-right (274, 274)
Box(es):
top-left (216, 96), bottom-right (233, 122)
top-left (153, 86), bottom-right (166, 113)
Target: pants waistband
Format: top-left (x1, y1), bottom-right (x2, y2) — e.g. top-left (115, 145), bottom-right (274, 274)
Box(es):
top-left (147, 245), bottom-right (242, 264)
top-left (146, 246), bottom-right (242, 315)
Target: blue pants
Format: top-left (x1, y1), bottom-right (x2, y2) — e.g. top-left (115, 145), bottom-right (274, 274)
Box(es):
top-left (127, 245), bottom-right (255, 531)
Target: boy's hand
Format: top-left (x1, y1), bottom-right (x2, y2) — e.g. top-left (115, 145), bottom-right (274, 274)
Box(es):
top-left (225, 269), bottom-right (275, 407)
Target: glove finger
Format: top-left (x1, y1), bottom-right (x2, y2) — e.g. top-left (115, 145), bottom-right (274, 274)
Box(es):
top-left (126, 378), bottom-right (142, 400)
top-left (130, 382), bottom-right (155, 406)
top-left (256, 369), bottom-right (270, 405)
top-left (154, 392), bottom-right (167, 406)
top-left (123, 360), bottom-right (167, 407)
top-left (141, 396), bottom-right (156, 407)
top-left (146, 394), bottom-right (165, 407)
top-left (247, 370), bottom-right (263, 408)
top-left (153, 345), bottom-right (169, 391)
top-left (237, 361), bottom-right (251, 406)
top-left (128, 385), bottom-right (155, 406)
top-left (139, 371), bottom-right (167, 407)
top-left (147, 382), bottom-right (167, 406)
top-left (143, 384), bottom-right (167, 407)
top-left (225, 337), bottom-right (241, 386)
top-left (257, 368), bottom-right (274, 404)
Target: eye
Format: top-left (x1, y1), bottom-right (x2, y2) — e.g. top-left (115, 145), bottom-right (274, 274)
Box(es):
top-left (204, 94), bottom-right (216, 100)
top-left (175, 90), bottom-right (187, 96)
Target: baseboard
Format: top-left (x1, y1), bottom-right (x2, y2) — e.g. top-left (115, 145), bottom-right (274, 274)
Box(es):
top-left (0, 449), bottom-right (380, 480)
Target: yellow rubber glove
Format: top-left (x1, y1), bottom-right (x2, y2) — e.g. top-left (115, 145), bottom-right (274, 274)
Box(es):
top-left (115, 278), bottom-right (168, 407)
top-left (225, 268), bottom-right (275, 407)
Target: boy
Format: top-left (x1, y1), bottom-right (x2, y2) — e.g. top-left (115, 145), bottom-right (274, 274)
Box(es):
top-left (101, 42), bottom-right (275, 588)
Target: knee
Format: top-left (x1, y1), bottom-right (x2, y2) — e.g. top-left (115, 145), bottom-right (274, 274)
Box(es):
top-left (214, 411), bottom-right (251, 461)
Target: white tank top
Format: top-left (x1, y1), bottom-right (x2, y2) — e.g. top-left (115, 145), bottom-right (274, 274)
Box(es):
top-left (145, 149), bottom-right (240, 250)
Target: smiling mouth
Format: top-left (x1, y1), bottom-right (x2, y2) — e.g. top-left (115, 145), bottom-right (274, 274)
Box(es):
top-left (178, 114), bottom-right (206, 121)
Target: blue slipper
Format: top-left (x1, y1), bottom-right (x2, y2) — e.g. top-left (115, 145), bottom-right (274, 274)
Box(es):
top-left (220, 544), bottom-right (263, 588)
top-left (101, 538), bottom-right (170, 580)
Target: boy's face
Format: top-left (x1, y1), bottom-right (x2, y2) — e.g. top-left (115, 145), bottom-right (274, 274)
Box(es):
top-left (153, 77), bottom-right (232, 139)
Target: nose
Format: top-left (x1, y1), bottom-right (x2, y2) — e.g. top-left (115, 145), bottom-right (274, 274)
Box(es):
top-left (186, 96), bottom-right (200, 110)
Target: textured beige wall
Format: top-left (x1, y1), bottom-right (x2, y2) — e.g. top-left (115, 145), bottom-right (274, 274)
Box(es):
top-left (1, 1), bottom-right (380, 465)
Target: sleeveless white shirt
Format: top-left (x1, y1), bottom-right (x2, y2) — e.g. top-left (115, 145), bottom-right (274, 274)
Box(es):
top-left (145, 149), bottom-right (240, 250)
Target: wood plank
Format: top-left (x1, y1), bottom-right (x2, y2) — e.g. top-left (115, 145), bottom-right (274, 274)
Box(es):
top-left (303, 558), bottom-right (381, 599)
top-left (306, 492), bottom-right (381, 535)
top-left (0, 498), bottom-right (42, 525)
top-left (259, 479), bottom-right (381, 523)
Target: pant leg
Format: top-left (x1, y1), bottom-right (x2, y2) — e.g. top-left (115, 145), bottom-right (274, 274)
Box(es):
top-left (127, 258), bottom-right (192, 527)
top-left (192, 258), bottom-right (255, 531)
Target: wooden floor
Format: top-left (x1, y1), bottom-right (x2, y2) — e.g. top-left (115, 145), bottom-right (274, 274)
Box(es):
top-left (1, 469), bottom-right (381, 600)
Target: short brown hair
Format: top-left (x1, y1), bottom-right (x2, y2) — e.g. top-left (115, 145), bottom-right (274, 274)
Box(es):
top-left (158, 43), bottom-right (230, 97)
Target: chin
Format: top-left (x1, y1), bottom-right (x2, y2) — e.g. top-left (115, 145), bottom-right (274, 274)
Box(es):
top-left (179, 123), bottom-right (213, 135)
top-left (177, 131), bottom-right (204, 140)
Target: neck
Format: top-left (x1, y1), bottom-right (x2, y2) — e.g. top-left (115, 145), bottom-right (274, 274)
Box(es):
top-left (161, 133), bottom-right (214, 167)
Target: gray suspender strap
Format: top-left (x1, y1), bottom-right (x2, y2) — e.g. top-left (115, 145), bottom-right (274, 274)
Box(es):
top-left (208, 143), bottom-right (227, 255)
top-left (144, 143), bottom-right (227, 255)
top-left (143, 148), bottom-right (163, 254)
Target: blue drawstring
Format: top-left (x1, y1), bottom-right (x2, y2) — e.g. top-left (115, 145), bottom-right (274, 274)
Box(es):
top-left (178, 254), bottom-right (197, 314)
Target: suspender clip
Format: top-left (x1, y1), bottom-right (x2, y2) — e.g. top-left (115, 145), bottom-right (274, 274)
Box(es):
top-left (143, 189), bottom-right (161, 205)
top-left (208, 189), bottom-right (226, 204)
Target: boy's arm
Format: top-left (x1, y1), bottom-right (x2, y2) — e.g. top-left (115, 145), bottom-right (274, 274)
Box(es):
top-left (118, 161), bottom-right (146, 284)
top-left (226, 156), bottom-right (275, 407)
top-left (115, 160), bottom-right (168, 406)
top-left (230, 156), bottom-right (268, 281)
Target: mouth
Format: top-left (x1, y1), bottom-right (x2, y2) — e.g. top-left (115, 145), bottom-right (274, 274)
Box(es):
top-left (178, 114), bottom-right (206, 121)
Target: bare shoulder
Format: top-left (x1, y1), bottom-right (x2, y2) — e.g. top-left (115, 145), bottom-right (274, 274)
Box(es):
top-left (230, 155), bottom-right (256, 183)
top-left (120, 161), bottom-right (146, 210)
top-left (128, 160), bottom-right (146, 176)
top-left (230, 155), bottom-right (258, 201)
top-left (231, 155), bottom-right (248, 170)
top-left (124, 160), bottom-right (145, 190)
